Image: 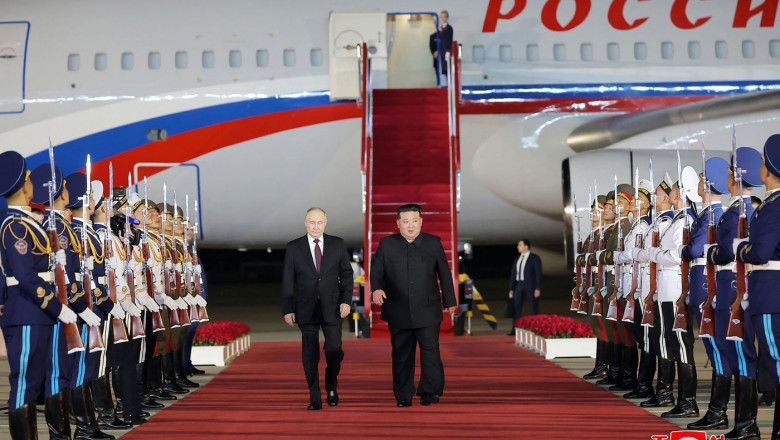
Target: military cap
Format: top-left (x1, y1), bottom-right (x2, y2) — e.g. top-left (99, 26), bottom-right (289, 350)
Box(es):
top-left (680, 166), bottom-right (702, 203)
top-left (30, 164), bottom-right (64, 205)
top-left (129, 192), bottom-right (155, 213)
top-left (0, 151), bottom-right (28, 197)
top-left (731, 147), bottom-right (763, 188)
top-left (637, 179), bottom-right (653, 201)
top-left (763, 134), bottom-right (780, 178)
top-left (615, 183), bottom-right (634, 204)
top-left (64, 173), bottom-right (90, 210)
top-left (606, 191), bottom-right (615, 202)
top-left (91, 180), bottom-right (105, 209)
top-left (594, 194), bottom-right (607, 209)
top-left (704, 157), bottom-right (729, 195)
top-left (659, 172), bottom-right (673, 195)
top-left (175, 205), bottom-right (184, 218)
top-left (155, 203), bottom-right (173, 217)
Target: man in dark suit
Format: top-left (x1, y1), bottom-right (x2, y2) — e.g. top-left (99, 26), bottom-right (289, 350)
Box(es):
top-left (429, 10), bottom-right (453, 76)
top-left (282, 207), bottom-right (353, 410)
top-left (508, 239), bottom-right (542, 333)
top-left (371, 204), bottom-right (457, 407)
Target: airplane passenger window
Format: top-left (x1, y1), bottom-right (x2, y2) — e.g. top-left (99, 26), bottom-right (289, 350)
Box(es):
top-left (283, 49), bottom-right (296, 67)
top-left (203, 50), bottom-right (215, 68)
top-left (472, 45), bottom-right (485, 64)
top-left (742, 40), bottom-right (755, 58)
top-left (229, 50), bottom-right (242, 68)
top-left (95, 53), bottom-right (107, 71)
top-left (310, 48), bottom-right (323, 66)
top-left (148, 52), bottom-right (161, 70)
top-left (256, 50), bottom-right (269, 67)
top-left (553, 44), bottom-right (565, 61)
top-left (67, 54), bottom-right (80, 72)
top-left (121, 52), bottom-right (134, 71)
top-left (175, 51), bottom-right (188, 69)
top-left (771, 40), bottom-right (780, 58)
top-left (607, 43), bottom-right (619, 61)
top-left (688, 41), bottom-right (701, 59)
top-left (634, 42), bottom-right (647, 60)
top-left (715, 41), bottom-right (728, 59)
top-left (580, 43), bottom-right (592, 61)
top-left (526, 44), bottom-right (539, 62)
top-left (661, 42), bottom-right (674, 60)
top-left (499, 44), bottom-right (512, 63)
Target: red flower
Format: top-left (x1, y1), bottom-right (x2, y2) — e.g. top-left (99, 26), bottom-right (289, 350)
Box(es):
top-left (514, 314), bottom-right (594, 339)
top-left (194, 321), bottom-right (251, 346)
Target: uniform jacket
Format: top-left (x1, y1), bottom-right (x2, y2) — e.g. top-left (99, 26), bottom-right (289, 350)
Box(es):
top-left (681, 204), bottom-right (723, 307)
top-left (616, 215), bottom-right (650, 297)
top-left (71, 218), bottom-right (113, 318)
top-left (707, 197), bottom-right (754, 310)
top-left (634, 210), bottom-right (674, 298)
top-left (649, 208), bottom-right (695, 303)
top-left (44, 211), bottom-right (88, 314)
top-left (370, 232), bottom-right (456, 329)
top-left (736, 189), bottom-right (780, 315)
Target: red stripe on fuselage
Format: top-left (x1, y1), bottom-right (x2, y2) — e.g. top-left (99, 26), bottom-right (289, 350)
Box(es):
top-left (460, 95), bottom-right (714, 114)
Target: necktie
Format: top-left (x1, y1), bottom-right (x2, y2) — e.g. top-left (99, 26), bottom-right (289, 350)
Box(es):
top-left (314, 238), bottom-right (322, 273)
top-left (518, 254), bottom-right (526, 282)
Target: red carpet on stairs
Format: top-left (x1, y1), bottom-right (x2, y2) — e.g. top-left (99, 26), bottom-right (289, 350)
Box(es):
top-left (121, 338), bottom-right (679, 439)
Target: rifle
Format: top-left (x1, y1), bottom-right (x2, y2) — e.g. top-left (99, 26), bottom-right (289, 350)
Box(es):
top-left (570, 192), bottom-right (582, 311)
top-left (141, 178), bottom-right (166, 332)
top-left (80, 155), bottom-right (104, 353)
top-left (184, 194), bottom-right (200, 323)
top-left (160, 184), bottom-right (182, 328)
top-left (623, 167), bottom-right (642, 323)
top-left (577, 188), bottom-right (594, 314)
top-left (591, 181), bottom-right (606, 316)
top-left (46, 140), bottom-right (85, 354)
top-left (105, 162), bottom-right (129, 343)
top-left (124, 173), bottom-right (151, 336)
top-left (727, 127), bottom-right (748, 341)
top-left (193, 200), bottom-right (209, 321)
top-left (171, 191), bottom-right (191, 326)
top-left (673, 151), bottom-right (691, 332)
top-left (606, 176), bottom-right (623, 321)
top-left (641, 160), bottom-right (658, 327)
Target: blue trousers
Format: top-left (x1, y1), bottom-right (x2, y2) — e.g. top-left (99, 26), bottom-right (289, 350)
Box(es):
top-left (4, 324), bottom-right (55, 410)
top-left (746, 313), bottom-right (780, 383)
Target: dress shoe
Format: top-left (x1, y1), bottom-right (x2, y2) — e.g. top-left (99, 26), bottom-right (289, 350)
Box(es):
top-left (141, 396), bottom-right (164, 409)
top-left (138, 411), bottom-right (151, 418)
top-left (177, 376), bottom-right (200, 388)
top-left (307, 400), bottom-right (322, 410)
top-left (185, 366), bottom-right (206, 376)
top-left (149, 390), bottom-right (177, 401)
top-left (507, 330), bottom-right (515, 336)
top-left (327, 391), bottom-right (339, 407)
top-left (420, 394), bottom-right (440, 406)
top-left (129, 416), bottom-right (148, 426)
top-left (163, 381), bottom-right (190, 395)
top-left (98, 415), bottom-right (132, 430)
top-left (759, 389), bottom-right (775, 406)
top-left (396, 400), bottom-right (412, 407)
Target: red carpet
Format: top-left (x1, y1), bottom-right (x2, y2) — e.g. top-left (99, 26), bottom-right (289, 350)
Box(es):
top-left (122, 338), bottom-right (679, 439)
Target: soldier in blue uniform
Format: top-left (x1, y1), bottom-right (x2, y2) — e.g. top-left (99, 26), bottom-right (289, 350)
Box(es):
top-left (735, 134), bottom-right (780, 440)
top-left (704, 146), bottom-right (763, 439)
top-left (684, 157), bottom-right (729, 430)
top-left (0, 152), bottom-right (79, 439)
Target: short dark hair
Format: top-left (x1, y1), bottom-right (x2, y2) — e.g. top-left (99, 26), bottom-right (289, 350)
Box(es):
top-left (519, 238), bottom-right (531, 249)
top-left (397, 203), bottom-right (422, 219)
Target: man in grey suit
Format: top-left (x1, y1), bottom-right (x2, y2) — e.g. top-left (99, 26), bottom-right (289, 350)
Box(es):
top-left (282, 207), bottom-right (353, 410)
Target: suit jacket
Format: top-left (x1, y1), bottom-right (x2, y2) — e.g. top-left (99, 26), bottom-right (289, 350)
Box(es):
top-left (370, 232), bottom-right (456, 329)
top-left (509, 252), bottom-right (542, 293)
top-left (281, 233), bottom-right (353, 325)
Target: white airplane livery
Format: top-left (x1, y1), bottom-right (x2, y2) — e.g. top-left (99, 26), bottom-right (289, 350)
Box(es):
top-left (1, 0), bottom-right (780, 274)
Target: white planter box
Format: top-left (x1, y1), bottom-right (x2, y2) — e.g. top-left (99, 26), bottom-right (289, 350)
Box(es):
top-left (191, 334), bottom-right (251, 366)
top-left (515, 329), bottom-right (596, 360)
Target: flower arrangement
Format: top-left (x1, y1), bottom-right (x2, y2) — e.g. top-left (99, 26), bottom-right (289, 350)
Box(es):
top-left (515, 314), bottom-right (595, 339)
top-left (193, 321), bottom-right (251, 346)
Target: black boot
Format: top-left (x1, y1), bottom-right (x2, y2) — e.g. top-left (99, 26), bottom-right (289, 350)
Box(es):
top-left (162, 351), bottom-right (189, 394)
top-left (45, 390), bottom-right (71, 439)
top-left (9, 403), bottom-right (37, 440)
top-left (137, 362), bottom-right (165, 408)
top-left (92, 374), bottom-right (131, 430)
top-left (688, 372), bottom-right (730, 430)
top-left (598, 342), bottom-right (621, 385)
top-left (71, 384), bottom-right (115, 440)
top-left (624, 351), bottom-right (656, 399)
top-left (760, 388), bottom-right (776, 406)
top-left (662, 362), bottom-right (699, 418)
top-left (641, 357), bottom-right (675, 407)
top-left (584, 340), bottom-right (609, 380)
top-left (611, 344), bottom-right (638, 392)
top-left (174, 349), bottom-right (199, 388)
top-left (724, 375), bottom-right (760, 440)
top-left (148, 355), bottom-right (178, 401)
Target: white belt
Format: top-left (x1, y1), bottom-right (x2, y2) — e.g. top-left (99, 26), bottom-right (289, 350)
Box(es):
top-left (604, 265), bottom-right (614, 272)
top-left (97, 276), bottom-right (107, 285)
top-left (75, 273), bottom-right (82, 282)
top-left (6, 272), bottom-right (54, 286)
top-left (717, 263), bottom-right (735, 272)
top-left (658, 265), bottom-right (678, 271)
top-left (591, 267), bottom-right (599, 273)
top-left (691, 258), bottom-right (707, 267)
top-left (748, 261), bottom-right (780, 272)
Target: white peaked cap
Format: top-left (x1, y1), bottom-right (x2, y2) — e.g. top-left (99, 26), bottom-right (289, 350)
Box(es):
top-left (128, 192), bottom-right (142, 208)
top-left (638, 179), bottom-right (653, 194)
top-left (680, 166), bottom-right (702, 203)
top-left (91, 180), bottom-right (104, 206)
top-left (662, 172), bottom-right (673, 189)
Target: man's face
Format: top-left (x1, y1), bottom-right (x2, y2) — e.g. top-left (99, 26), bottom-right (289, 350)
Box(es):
top-left (617, 196), bottom-right (630, 215)
top-left (441, 11), bottom-right (448, 24)
top-left (305, 209), bottom-right (327, 239)
top-left (174, 216), bottom-right (185, 236)
top-left (517, 241), bottom-right (528, 254)
top-left (397, 211), bottom-right (422, 242)
top-left (603, 201), bottom-right (616, 221)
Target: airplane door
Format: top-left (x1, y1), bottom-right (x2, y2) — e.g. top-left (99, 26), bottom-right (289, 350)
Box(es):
top-left (328, 10), bottom-right (387, 101)
top-left (0, 21), bottom-right (30, 114)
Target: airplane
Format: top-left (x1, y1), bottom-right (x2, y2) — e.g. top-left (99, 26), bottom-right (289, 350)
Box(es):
top-left (2, 0), bottom-right (779, 275)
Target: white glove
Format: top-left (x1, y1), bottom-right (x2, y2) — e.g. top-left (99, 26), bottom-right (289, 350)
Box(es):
top-left (85, 256), bottom-right (94, 271)
top-left (631, 248), bottom-right (642, 261)
top-left (733, 237), bottom-right (749, 256)
top-left (194, 264), bottom-right (202, 275)
top-left (55, 249), bottom-right (67, 266)
top-left (143, 296), bottom-right (160, 313)
top-left (58, 305), bottom-right (78, 324)
top-left (587, 286), bottom-right (595, 297)
top-left (741, 293), bottom-right (749, 311)
top-left (612, 251), bottom-right (622, 263)
top-left (712, 296), bottom-right (717, 308)
top-left (109, 303), bottom-right (126, 320)
top-left (165, 260), bottom-right (173, 271)
top-left (126, 302), bottom-right (142, 318)
top-left (182, 294), bottom-right (195, 306)
top-left (174, 263), bottom-right (182, 273)
top-left (196, 295), bottom-right (207, 307)
top-left (163, 295), bottom-right (178, 310)
top-left (175, 297), bottom-right (188, 310)
top-left (185, 262), bottom-right (193, 273)
top-left (78, 308), bottom-right (101, 327)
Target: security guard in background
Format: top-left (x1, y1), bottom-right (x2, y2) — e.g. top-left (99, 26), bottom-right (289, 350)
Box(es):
top-left (0, 151), bottom-right (78, 438)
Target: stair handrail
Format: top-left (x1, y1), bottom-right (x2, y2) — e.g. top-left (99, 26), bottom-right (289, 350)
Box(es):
top-left (447, 40), bottom-right (462, 306)
top-left (358, 42), bottom-right (374, 326)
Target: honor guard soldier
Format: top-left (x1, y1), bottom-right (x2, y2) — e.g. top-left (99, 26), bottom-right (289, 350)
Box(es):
top-left (617, 178), bottom-right (655, 399)
top-left (685, 157), bottom-right (729, 430)
top-left (172, 203), bottom-right (201, 388)
top-left (635, 172), bottom-right (675, 409)
top-left (732, 139), bottom-right (778, 440)
top-left (582, 194), bottom-right (609, 380)
top-left (0, 151), bottom-right (78, 439)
